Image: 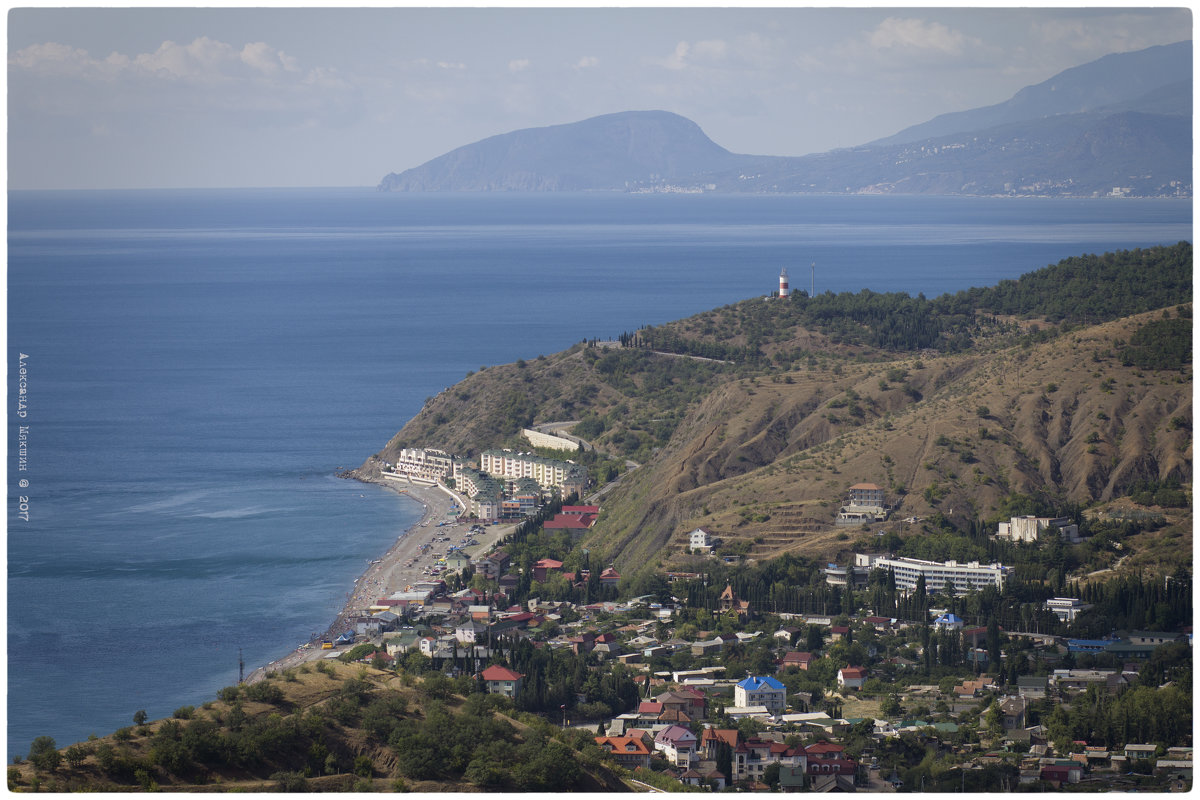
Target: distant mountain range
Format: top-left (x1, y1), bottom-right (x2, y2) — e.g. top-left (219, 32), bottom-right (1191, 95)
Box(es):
top-left (379, 41), bottom-right (1192, 197)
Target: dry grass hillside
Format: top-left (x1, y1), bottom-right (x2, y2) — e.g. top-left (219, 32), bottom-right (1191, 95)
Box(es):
top-left (581, 307), bottom-right (1191, 575)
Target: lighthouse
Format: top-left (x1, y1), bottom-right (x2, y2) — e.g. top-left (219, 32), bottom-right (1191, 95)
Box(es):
top-left (778, 267), bottom-right (790, 298)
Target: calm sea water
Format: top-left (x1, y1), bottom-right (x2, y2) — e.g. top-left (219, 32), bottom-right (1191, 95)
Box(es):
top-left (6, 189), bottom-right (1191, 756)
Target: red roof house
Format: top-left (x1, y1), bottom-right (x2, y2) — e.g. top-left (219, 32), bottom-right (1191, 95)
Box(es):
top-left (544, 513), bottom-right (597, 530)
top-left (532, 558), bottom-right (564, 582)
top-left (779, 651), bottom-right (814, 672)
top-left (837, 666), bottom-right (867, 690)
top-left (480, 665), bottom-right (524, 697)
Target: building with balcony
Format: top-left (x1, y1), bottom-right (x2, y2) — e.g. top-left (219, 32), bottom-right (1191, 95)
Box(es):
top-left (479, 449), bottom-right (588, 496)
top-left (388, 447), bottom-right (457, 484)
top-left (853, 553), bottom-right (1011, 595)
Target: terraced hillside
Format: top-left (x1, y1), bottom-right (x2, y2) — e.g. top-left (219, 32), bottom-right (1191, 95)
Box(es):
top-left (580, 307), bottom-right (1191, 576)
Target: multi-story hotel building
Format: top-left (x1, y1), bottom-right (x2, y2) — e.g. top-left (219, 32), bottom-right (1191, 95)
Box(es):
top-left (479, 449), bottom-right (587, 496)
top-left (389, 447), bottom-right (456, 484)
top-left (854, 553), bottom-right (1011, 595)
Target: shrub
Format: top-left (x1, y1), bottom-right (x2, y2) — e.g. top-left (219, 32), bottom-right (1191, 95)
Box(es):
top-left (63, 743), bottom-right (90, 768)
top-left (244, 681), bottom-right (285, 705)
top-left (217, 685), bottom-right (241, 703)
top-left (28, 737), bottom-right (60, 772)
top-left (271, 771), bottom-right (310, 792)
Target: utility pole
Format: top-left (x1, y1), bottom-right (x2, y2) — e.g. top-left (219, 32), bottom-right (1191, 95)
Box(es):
top-left (238, 648), bottom-right (244, 684)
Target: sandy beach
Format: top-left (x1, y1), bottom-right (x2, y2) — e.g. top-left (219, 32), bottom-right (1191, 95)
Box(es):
top-left (245, 477), bottom-right (513, 682)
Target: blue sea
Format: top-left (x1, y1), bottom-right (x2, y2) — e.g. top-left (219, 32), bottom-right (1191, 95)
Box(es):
top-left (6, 189), bottom-right (1191, 756)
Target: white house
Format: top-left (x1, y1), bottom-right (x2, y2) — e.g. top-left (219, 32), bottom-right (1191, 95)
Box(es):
top-left (933, 613), bottom-right (964, 631)
top-left (654, 724), bottom-right (698, 767)
top-left (734, 676), bottom-right (787, 714)
top-left (455, 620), bottom-right (487, 644)
top-left (837, 666), bottom-right (867, 690)
top-left (688, 528), bottom-right (716, 553)
top-left (480, 665), bottom-right (524, 698)
top-left (1045, 597), bottom-right (1093, 623)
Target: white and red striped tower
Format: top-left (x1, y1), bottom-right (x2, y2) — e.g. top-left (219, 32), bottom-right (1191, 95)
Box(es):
top-left (778, 267), bottom-right (790, 298)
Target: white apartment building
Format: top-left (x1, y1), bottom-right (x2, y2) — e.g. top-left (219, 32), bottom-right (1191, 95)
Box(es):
top-left (457, 467), bottom-right (500, 498)
top-left (997, 515), bottom-right (1081, 544)
top-left (855, 553), bottom-right (1011, 595)
top-left (479, 449), bottom-right (587, 495)
top-left (390, 447), bottom-right (456, 484)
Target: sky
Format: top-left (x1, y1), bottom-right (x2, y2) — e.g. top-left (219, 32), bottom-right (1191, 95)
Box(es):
top-left (6, 4), bottom-right (1193, 189)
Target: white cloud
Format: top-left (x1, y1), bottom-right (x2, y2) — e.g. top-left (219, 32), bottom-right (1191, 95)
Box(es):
top-left (436, 60), bottom-right (466, 70)
top-left (12, 36), bottom-right (302, 83)
top-left (819, 16), bottom-right (1000, 75)
top-left (691, 39), bottom-right (728, 61)
top-left (868, 17), bottom-right (971, 56)
top-left (509, 58), bottom-right (530, 73)
top-left (10, 41), bottom-right (95, 73)
top-left (574, 56), bottom-right (599, 69)
top-left (1027, 13), bottom-right (1180, 59)
top-left (241, 41), bottom-right (299, 75)
top-left (657, 38), bottom-right (730, 71)
top-left (132, 37), bottom-right (236, 79)
top-left (664, 41), bottom-right (690, 70)
top-left (9, 35), bottom-right (363, 127)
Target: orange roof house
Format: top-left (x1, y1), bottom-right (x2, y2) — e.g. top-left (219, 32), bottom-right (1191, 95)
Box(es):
top-left (595, 735), bottom-right (653, 769)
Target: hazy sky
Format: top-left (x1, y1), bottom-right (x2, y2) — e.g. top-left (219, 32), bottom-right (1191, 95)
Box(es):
top-left (7, 5), bottom-right (1192, 189)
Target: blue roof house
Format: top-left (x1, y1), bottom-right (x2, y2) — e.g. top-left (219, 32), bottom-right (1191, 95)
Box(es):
top-left (933, 613), bottom-right (964, 631)
top-left (734, 675), bottom-right (787, 714)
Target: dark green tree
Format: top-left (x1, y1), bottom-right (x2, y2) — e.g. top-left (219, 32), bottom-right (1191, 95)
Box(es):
top-left (27, 737), bottom-right (60, 772)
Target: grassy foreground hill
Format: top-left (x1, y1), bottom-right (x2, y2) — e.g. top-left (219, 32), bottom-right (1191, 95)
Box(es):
top-left (8, 662), bottom-right (627, 793)
top-left (358, 243), bottom-right (1192, 585)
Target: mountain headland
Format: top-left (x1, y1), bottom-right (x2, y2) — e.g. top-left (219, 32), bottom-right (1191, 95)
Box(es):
top-left (357, 242), bottom-right (1192, 586)
top-left (352, 239), bottom-right (1190, 587)
top-left (379, 41), bottom-right (1191, 197)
